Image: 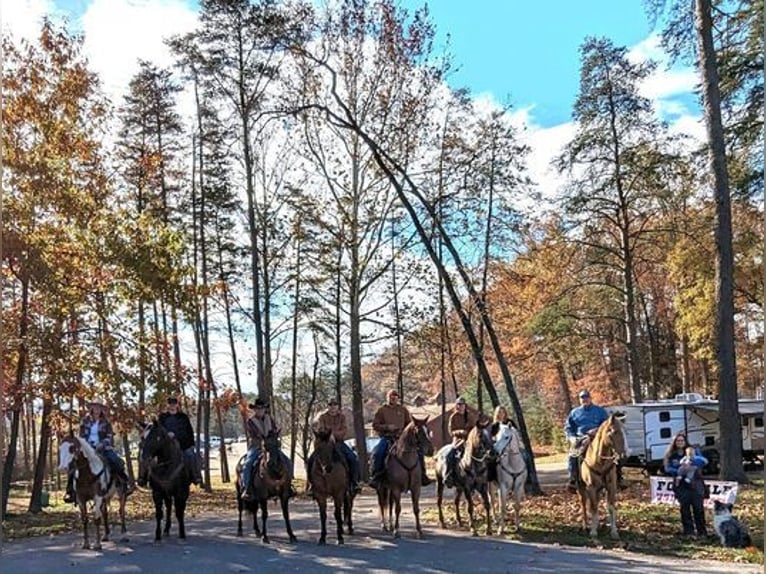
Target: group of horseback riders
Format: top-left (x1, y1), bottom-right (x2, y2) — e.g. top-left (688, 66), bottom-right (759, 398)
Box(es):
top-left (63, 396), bottom-right (204, 505)
top-left (63, 386), bottom-right (613, 507)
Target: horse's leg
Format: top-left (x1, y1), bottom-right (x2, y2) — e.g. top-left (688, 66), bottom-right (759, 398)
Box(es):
top-left (513, 484), bottom-right (522, 533)
top-left (387, 488), bottom-right (395, 533)
top-left (236, 488), bottom-right (245, 537)
top-left (152, 490), bottom-right (163, 541)
top-left (588, 490), bottom-right (599, 538)
top-left (376, 487), bottom-right (387, 532)
top-left (411, 485), bottom-right (423, 539)
top-left (497, 482), bottom-right (507, 536)
top-left (334, 493), bottom-right (345, 545)
top-left (436, 476), bottom-right (447, 529)
top-left (480, 486), bottom-right (492, 536)
top-left (465, 485), bottom-right (478, 536)
top-left (120, 493), bottom-right (128, 536)
top-left (281, 492), bottom-right (297, 543)
top-left (392, 490), bottom-right (402, 539)
top-left (454, 487), bottom-right (464, 528)
top-left (100, 501), bottom-right (109, 542)
top-left (317, 493), bottom-right (328, 545)
top-left (164, 495), bottom-right (173, 536)
top-left (92, 499), bottom-right (103, 551)
top-left (344, 491), bottom-right (354, 535)
top-left (176, 494), bottom-right (187, 539)
top-left (607, 477), bottom-right (619, 540)
top-left (260, 499), bottom-right (269, 544)
top-left (79, 501), bottom-right (90, 550)
top-left (578, 487), bottom-right (588, 533)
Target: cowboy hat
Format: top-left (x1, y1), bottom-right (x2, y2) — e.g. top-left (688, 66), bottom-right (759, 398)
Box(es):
top-left (88, 397), bottom-right (107, 407)
top-left (248, 397), bottom-right (269, 409)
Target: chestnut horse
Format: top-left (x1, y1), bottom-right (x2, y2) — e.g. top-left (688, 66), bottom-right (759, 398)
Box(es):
top-left (435, 420), bottom-right (495, 536)
top-left (308, 430), bottom-right (354, 545)
top-left (236, 431), bottom-right (297, 544)
top-left (375, 416), bottom-right (433, 539)
top-left (578, 414), bottom-right (628, 539)
top-left (58, 436), bottom-right (127, 550)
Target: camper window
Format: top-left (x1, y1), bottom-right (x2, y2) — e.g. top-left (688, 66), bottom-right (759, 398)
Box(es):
top-left (660, 428), bottom-right (671, 439)
top-left (659, 411), bottom-right (670, 422)
top-left (755, 417), bottom-right (763, 428)
top-left (704, 436), bottom-right (715, 446)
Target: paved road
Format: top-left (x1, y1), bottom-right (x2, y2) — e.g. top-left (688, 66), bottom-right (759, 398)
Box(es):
top-left (3, 490), bottom-right (760, 574)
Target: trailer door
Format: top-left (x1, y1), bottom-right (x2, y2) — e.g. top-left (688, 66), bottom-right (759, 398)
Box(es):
top-left (645, 407), bottom-right (685, 461)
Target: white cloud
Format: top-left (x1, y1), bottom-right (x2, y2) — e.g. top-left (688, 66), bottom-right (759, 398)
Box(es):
top-left (79, 0), bottom-right (197, 106)
top-left (1, 0), bottom-right (56, 41)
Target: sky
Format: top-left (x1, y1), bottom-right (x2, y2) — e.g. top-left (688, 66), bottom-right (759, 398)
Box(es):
top-left (1, 0), bottom-right (705, 395)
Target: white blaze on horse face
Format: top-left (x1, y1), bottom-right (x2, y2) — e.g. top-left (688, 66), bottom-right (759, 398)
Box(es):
top-left (58, 441), bottom-right (74, 471)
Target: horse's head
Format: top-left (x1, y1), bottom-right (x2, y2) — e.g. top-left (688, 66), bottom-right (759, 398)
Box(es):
top-left (312, 429), bottom-right (337, 473)
top-left (493, 422), bottom-right (522, 457)
top-left (465, 420), bottom-right (496, 465)
top-left (58, 434), bottom-right (78, 471)
top-left (262, 430), bottom-right (284, 476)
top-left (412, 416), bottom-right (434, 457)
top-left (595, 415), bottom-right (629, 462)
top-left (140, 419), bottom-right (173, 462)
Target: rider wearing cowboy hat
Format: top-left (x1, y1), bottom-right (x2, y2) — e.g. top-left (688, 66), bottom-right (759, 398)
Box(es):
top-left (240, 397), bottom-right (296, 501)
top-left (306, 397), bottom-right (362, 496)
top-left (65, 397), bottom-right (134, 503)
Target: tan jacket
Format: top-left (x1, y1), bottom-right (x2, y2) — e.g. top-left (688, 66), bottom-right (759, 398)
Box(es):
top-left (315, 410), bottom-right (348, 441)
top-left (372, 403), bottom-right (411, 438)
top-left (449, 410), bottom-right (477, 443)
top-left (246, 413), bottom-right (278, 450)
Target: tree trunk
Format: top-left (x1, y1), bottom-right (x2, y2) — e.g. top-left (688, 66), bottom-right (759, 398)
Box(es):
top-left (28, 398), bottom-right (52, 513)
top-left (694, 0), bottom-right (746, 482)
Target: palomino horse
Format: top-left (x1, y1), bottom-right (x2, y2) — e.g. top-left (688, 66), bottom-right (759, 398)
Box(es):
top-left (236, 431), bottom-right (297, 544)
top-left (375, 416), bottom-right (433, 539)
top-left (58, 436), bottom-right (127, 550)
top-left (434, 420), bottom-right (495, 536)
top-left (578, 414), bottom-right (628, 539)
top-left (139, 421), bottom-right (191, 541)
top-left (308, 430), bottom-right (354, 545)
top-left (489, 422), bottom-right (527, 534)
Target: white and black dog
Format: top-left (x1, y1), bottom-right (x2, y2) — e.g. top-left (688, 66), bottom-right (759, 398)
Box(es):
top-left (712, 500), bottom-right (752, 548)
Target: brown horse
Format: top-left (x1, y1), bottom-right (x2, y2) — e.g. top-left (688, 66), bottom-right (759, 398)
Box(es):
top-left (375, 416), bottom-right (434, 539)
top-left (236, 431), bottom-right (297, 544)
top-left (58, 436), bottom-right (127, 550)
top-left (309, 430), bottom-right (354, 545)
top-left (435, 420), bottom-right (495, 536)
top-left (578, 414), bottom-right (628, 539)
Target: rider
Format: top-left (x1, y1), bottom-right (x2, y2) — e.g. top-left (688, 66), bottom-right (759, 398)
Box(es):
top-left (65, 398), bottom-right (135, 503)
top-left (306, 397), bottom-right (362, 496)
top-left (148, 395), bottom-right (203, 486)
top-left (565, 389), bottom-right (609, 492)
top-left (443, 396), bottom-right (476, 488)
top-left (240, 397), bottom-right (296, 501)
top-left (368, 389), bottom-right (433, 488)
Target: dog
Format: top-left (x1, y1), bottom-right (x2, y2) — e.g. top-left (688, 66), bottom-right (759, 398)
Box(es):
top-left (712, 500), bottom-right (752, 548)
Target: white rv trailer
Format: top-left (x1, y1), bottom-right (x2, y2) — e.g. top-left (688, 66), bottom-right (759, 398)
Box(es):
top-left (608, 393), bottom-right (764, 473)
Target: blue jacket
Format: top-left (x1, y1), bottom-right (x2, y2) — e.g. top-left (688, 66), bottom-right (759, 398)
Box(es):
top-left (664, 448), bottom-right (707, 476)
top-left (565, 404), bottom-right (609, 440)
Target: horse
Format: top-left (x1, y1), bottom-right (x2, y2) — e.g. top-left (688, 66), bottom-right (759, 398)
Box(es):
top-left (489, 422), bottom-right (527, 534)
top-left (58, 435), bottom-right (127, 550)
top-left (308, 429), bottom-right (355, 545)
top-left (139, 420), bottom-right (191, 541)
top-left (577, 414), bottom-right (628, 539)
top-left (236, 430), bottom-right (297, 544)
top-left (374, 416), bottom-right (433, 539)
top-left (434, 419), bottom-right (496, 536)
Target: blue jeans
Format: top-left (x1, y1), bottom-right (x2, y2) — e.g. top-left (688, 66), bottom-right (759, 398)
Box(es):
top-left (337, 441), bottom-right (360, 483)
top-left (241, 447), bottom-right (293, 489)
top-left (371, 437), bottom-right (393, 478)
top-left (102, 448), bottom-right (125, 474)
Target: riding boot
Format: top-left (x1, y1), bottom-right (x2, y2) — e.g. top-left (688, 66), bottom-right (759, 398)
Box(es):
top-left (119, 469), bottom-right (135, 495)
top-left (63, 472), bottom-right (76, 504)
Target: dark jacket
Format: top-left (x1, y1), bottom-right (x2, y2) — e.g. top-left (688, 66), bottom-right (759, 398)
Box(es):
top-left (79, 415), bottom-right (114, 450)
top-left (159, 411), bottom-right (195, 451)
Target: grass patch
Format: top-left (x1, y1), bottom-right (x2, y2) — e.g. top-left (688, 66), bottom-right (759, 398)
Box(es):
top-left (422, 476), bottom-right (764, 565)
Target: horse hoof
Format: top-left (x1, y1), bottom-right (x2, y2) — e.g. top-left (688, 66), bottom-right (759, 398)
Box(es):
top-left (289, 535), bottom-right (297, 543)
top-left (120, 537), bottom-right (129, 543)
top-left (416, 531), bottom-right (423, 539)
top-left (337, 538), bottom-right (344, 545)
top-left (236, 531), bottom-right (243, 537)
top-left (610, 532), bottom-right (620, 540)
top-left (262, 537), bottom-right (270, 544)
top-left (82, 543), bottom-right (90, 550)
top-left (318, 538), bottom-right (326, 545)
top-left (93, 544), bottom-right (102, 551)
top-left (393, 531), bottom-right (400, 539)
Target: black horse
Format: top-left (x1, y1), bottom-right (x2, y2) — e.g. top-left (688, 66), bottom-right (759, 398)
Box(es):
top-left (140, 420), bottom-right (191, 541)
top-left (236, 431), bottom-right (297, 544)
